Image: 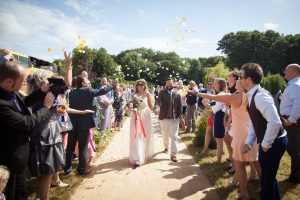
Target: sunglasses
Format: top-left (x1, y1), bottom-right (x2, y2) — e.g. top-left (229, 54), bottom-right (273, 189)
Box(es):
top-left (137, 83), bottom-right (145, 86)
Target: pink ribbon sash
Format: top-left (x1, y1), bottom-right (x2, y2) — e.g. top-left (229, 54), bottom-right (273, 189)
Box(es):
top-left (133, 110), bottom-right (147, 139)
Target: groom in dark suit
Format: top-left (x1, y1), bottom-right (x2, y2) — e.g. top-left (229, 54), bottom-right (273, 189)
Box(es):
top-left (0, 61), bottom-right (55, 200)
top-left (156, 78), bottom-right (182, 162)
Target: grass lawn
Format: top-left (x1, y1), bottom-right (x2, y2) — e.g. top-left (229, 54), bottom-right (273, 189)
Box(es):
top-left (27, 129), bottom-right (116, 200)
top-left (179, 131), bottom-right (300, 200)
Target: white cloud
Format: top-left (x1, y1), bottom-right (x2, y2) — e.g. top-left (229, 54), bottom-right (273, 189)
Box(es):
top-left (64, 0), bottom-right (81, 12)
top-left (137, 9), bottom-right (145, 17)
top-left (264, 22), bottom-right (280, 31)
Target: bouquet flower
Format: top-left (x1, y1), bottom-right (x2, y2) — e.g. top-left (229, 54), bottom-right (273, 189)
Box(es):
top-left (127, 94), bottom-right (143, 111)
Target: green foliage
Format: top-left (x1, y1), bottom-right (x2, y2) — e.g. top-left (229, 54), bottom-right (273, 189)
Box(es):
top-left (261, 73), bottom-right (287, 95)
top-left (198, 56), bottom-right (227, 68)
top-left (185, 58), bottom-right (204, 84)
top-left (93, 129), bottom-right (101, 145)
top-left (72, 46), bottom-right (97, 77)
top-left (53, 59), bottom-right (66, 76)
top-left (92, 47), bottom-right (121, 78)
top-left (203, 61), bottom-right (230, 84)
top-left (116, 48), bottom-right (187, 85)
top-left (217, 30), bottom-right (300, 74)
top-left (193, 109), bottom-right (216, 148)
top-left (93, 128), bottom-right (113, 146)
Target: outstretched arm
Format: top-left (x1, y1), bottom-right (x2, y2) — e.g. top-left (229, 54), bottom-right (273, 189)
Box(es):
top-left (67, 108), bottom-right (94, 115)
top-left (196, 92), bottom-right (236, 106)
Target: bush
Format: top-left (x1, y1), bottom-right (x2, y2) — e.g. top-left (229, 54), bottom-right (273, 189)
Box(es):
top-left (193, 109), bottom-right (216, 148)
top-left (93, 128), bottom-right (101, 145)
top-left (261, 73), bottom-right (287, 95)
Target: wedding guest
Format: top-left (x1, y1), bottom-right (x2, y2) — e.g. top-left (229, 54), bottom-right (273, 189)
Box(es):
top-left (203, 78), bottom-right (227, 163)
top-left (112, 85), bottom-right (126, 131)
top-left (201, 82), bottom-right (215, 154)
top-left (185, 80), bottom-right (198, 133)
top-left (96, 78), bottom-right (114, 132)
top-left (224, 70), bottom-right (239, 173)
top-left (197, 79), bottom-right (261, 199)
top-left (0, 61), bottom-right (54, 200)
top-left (241, 63), bottom-right (287, 200)
top-left (27, 52), bottom-right (72, 200)
top-left (280, 63), bottom-right (300, 184)
top-left (64, 76), bottom-right (115, 175)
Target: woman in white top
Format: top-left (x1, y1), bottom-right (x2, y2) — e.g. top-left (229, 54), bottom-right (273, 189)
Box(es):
top-left (203, 78), bottom-right (227, 163)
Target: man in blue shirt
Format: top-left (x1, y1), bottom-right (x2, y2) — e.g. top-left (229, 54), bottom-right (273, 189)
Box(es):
top-left (280, 63), bottom-right (300, 184)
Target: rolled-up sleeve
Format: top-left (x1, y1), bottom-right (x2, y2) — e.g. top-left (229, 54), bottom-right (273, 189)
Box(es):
top-left (255, 93), bottom-right (282, 149)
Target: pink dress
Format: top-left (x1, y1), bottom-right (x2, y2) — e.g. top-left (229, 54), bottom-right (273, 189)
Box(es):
top-left (231, 93), bottom-right (258, 162)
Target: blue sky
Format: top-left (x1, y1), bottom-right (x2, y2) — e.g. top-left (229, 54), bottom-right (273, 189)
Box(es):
top-left (1, 0), bottom-right (299, 61)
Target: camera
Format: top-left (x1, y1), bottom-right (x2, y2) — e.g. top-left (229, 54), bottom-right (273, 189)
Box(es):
top-left (47, 77), bottom-right (68, 97)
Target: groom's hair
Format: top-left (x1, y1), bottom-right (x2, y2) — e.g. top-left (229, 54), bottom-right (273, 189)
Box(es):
top-left (241, 63), bottom-right (263, 84)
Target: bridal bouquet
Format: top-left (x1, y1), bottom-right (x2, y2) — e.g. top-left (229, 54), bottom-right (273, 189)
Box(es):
top-left (127, 94), bottom-right (143, 111)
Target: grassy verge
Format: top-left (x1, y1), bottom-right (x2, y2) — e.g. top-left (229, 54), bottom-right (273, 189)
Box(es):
top-left (27, 128), bottom-right (116, 200)
top-left (179, 131), bottom-right (300, 200)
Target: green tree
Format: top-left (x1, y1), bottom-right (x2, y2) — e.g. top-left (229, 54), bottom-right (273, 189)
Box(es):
top-left (217, 30), bottom-right (300, 74)
top-left (261, 74), bottom-right (287, 95)
top-left (186, 58), bottom-right (203, 84)
top-left (203, 61), bottom-right (230, 84)
top-left (72, 46), bottom-right (97, 77)
top-left (92, 47), bottom-right (120, 78)
top-left (53, 59), bottom-right (66, 76)
top-left (198, 56), bottom-right (226, 68)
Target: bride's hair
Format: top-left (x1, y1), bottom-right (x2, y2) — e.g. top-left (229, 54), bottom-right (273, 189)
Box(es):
top-left (135, 79), bottom-right (148, 93)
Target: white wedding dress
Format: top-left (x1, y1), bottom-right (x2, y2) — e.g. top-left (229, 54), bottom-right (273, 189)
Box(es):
top-left (129, 95), bottom-right (154, 166)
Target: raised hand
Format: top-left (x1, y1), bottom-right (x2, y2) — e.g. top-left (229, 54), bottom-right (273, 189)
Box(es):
top-left (64, 51), bottom-right (72, 68)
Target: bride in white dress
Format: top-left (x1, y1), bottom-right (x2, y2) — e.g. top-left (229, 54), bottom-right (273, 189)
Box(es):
top-left (129, 79), bottom-right (155, 166)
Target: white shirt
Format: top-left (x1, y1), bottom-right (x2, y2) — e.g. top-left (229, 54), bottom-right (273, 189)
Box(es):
top-left (245, 85), bottom-right (285, 149)
top-left (211, 91), bottom-right (226, 114)
top-left (280, 77), bottom-right (300, 123)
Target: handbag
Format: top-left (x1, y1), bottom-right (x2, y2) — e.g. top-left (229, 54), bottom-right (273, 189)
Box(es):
top-left (58, 114), bottom-right (73, 132)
